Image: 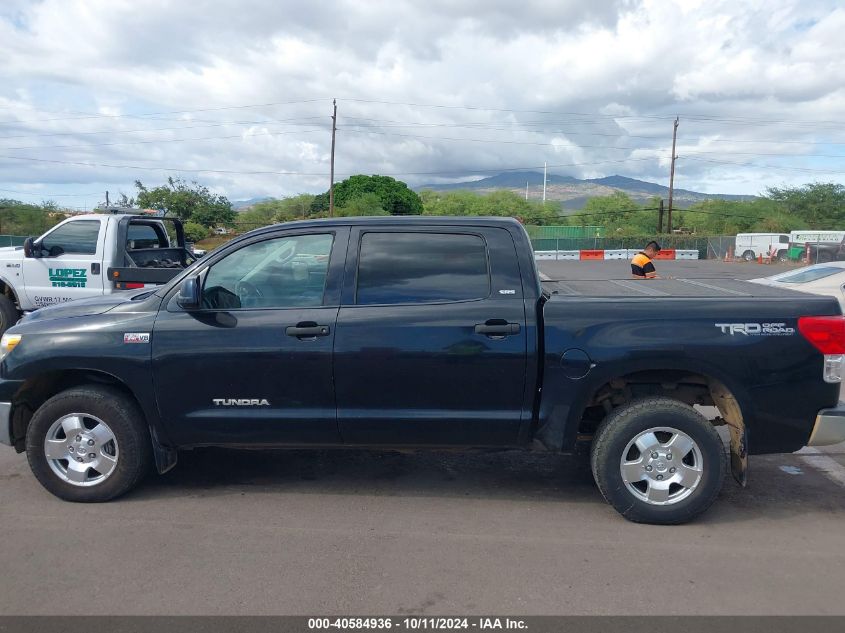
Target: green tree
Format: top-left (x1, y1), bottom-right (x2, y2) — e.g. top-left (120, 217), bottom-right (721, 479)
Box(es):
top-left (238, 202), bottom-right (279, 229)
top-left (0, 199), bottom-right (63, 236)
top-left (582, 192), bottom-right (641, 227)
top-left (312, 175), bottom-right (423, 215)
top-left (765, 183), bottom-right (845, 228)
top-left (135, 177), bottom-right (235, 228)
top-left (336, 192), bottom-right (389, 216)
top-left (183, 221), bottom-right (211, 243)
top-left (249, 194), bottom-right (317, 222)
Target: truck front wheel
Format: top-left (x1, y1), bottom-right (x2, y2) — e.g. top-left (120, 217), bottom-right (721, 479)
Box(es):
top-left (590, 397), bottom-right (726, 524)
top-left (25, 386), bottom-right (152, 502)
top-left (0, 294), bottom-right (20, 336)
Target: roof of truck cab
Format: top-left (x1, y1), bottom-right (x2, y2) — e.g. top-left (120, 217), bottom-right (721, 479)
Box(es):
top-left (249, 216), bottom-right (525, 234)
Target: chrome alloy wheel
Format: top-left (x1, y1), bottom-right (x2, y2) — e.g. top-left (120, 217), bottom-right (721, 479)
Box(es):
top-left (43, 414), bottom-right (119, 487)
top-left (620, 426), bottom-right (704, 506)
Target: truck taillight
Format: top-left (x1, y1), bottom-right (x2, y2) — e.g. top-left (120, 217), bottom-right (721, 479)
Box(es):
top-left (798, 316), bottom-right (845, 383)
top-left (798, 316), bottom-right (845, 353)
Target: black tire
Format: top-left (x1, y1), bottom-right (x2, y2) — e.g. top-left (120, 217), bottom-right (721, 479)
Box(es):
top-left (777, 250), bottom-right (790, 263)
top-left (0, 294), bottom-right (20, 337)
top-left (25, 386), bottom-right (152, 502)
top-left (590, 397), bottom-right (726, 525)
top-left (741, 250), bottom-right (755, 262)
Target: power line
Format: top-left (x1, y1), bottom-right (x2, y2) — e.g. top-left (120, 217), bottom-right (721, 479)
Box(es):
top-left (338, 126), bottom-right (670, 151)
top-left (0, 187), bottom-right (101, 197)
top-left (340, 126), bottom-right (845, 158)
top-left (0, 116), bottom-right (327, 140)
top-left (683, 156), bottom-right (845, 174)
top-left (0, 154), bottom-right (659, 177)
top-left (0, 98), bottom-right (332, 125)
top-left (341, 117), bottom-right (845, 146)
top-left (342, 97), bottom-right (845, 127)
top-left (2, 120), bottom-right (843, 159)
top-left (0, 127), bottom-right (328, 151)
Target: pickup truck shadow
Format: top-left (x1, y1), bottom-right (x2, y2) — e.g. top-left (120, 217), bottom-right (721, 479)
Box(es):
top-left (133, 446), bottom-right (845, 525)
top-left (141, 447), bottom-right (600, 505)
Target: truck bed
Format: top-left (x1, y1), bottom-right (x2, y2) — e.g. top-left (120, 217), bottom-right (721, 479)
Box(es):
top-left (542, 277), bottom-right (811, 299)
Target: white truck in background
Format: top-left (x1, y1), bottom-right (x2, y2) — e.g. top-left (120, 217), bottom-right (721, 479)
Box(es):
top-left (734, 233), bottom-right (790, 262)
top-left (0, 211), bottom-right (196, 335)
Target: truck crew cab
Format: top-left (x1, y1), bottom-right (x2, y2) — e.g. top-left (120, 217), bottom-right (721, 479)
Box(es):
top-left (1, 216), bottom-right (844, 524)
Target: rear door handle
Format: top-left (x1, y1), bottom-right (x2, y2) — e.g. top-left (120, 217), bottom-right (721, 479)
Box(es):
top-left (286, 323), bottom-right (331, 338)
top-left (475, 320), bottom-right (520, 337)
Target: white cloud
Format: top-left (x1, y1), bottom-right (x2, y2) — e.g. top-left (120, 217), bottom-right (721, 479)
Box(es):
top-left (0, 0), bottom-right (842, 205)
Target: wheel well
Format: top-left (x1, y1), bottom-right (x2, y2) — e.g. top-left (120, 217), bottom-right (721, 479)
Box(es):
top-left (578, 369), bottom-right (748, 484)
top-left (578, 369), bottom-right (741, 435)
top-left (10, 370), bottom-right (143, 450)
top-left (0, 279), bottom-right (20, 308)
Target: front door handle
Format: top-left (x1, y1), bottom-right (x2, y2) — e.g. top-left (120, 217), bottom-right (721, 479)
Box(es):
top-left (286, 322), bottom-right (331, 338)
top-left (474, 320), bottom-right (520, 337)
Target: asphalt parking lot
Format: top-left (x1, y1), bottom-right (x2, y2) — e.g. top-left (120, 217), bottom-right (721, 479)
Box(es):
top-left (1, 258), bottom-right (844, 616)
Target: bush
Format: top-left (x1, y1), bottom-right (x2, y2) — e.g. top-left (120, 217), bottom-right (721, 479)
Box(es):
top-left (183, 221), bottom-right (211, 243)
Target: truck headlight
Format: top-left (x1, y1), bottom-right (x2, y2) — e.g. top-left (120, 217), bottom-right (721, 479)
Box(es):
top-left (0, 333), bottom-right (22, 359)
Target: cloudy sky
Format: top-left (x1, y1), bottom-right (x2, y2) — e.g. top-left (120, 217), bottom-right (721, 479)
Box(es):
top-left (0, 0), bottom-right (843, 208)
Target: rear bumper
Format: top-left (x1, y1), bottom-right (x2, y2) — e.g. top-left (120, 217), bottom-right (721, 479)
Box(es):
top-left (808, 403), bottom-right (845, 446)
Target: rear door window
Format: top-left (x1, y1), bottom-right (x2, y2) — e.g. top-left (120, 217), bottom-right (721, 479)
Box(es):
top-left (128, 223), bottom-right (167, 249)
top-left (356, 232), bottom-right (490, 305)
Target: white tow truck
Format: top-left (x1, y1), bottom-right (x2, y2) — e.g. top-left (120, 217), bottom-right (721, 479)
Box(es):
top-left (0, 210), bottom-right (196, 334)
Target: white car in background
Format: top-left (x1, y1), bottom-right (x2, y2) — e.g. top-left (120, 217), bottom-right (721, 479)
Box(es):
top-left (750, 262), bottom-right (845, 311)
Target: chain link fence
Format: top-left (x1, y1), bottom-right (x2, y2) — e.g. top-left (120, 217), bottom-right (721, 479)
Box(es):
top-left (527, 232), bottom-right (737, 260)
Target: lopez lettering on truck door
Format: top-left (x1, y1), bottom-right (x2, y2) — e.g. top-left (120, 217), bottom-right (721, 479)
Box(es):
top-left (49, 268), bottom-right (88, 288)
top-left (22, 218), bottom-right (106, 308)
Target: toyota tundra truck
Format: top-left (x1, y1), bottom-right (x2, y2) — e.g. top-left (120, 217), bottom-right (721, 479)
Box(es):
top-left (0, 210), bottom-right (197, 335)
top-left (1, 216), bottom-right (844, 524)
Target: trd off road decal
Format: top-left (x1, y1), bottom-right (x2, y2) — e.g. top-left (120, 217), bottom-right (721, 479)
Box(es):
top-left (715, 322), bottom-right (795, 336)
top-left (49, 268), bottom-right (87, 288)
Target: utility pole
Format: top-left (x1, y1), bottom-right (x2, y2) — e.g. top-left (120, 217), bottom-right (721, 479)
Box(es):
top-left (658, 199), bottom-right (664, 234)
top-left (542, 162), bottom-right (547, 203)
top-left (105, 190), bottom-right (110, 207)
top-left (667, 117), bottom-right (679, 234)
top-left (525, 181), bottom-right (529, 201)
top-left (329, 99), bottom-right (337, 217)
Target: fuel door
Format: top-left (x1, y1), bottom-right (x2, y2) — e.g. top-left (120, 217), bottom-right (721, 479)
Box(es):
top-left (561, 348), bottom-right (594, 380)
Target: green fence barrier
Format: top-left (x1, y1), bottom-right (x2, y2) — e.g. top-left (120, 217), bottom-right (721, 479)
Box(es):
top-left (0, 235), bottom-right (27, 248)
top-left (526, 232), bottom-right (737, 260)
top-left (524, 225), bottom-right (604, 240)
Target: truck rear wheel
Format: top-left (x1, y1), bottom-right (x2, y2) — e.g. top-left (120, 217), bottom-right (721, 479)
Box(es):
top-left (0, 294), bottom-right (20, 337)
top-left (25, 386), bottom-right (152, 502)
top-left (741, 250), bottom-right (755, 262)
top-left (590, 397), bottom-right (726, 524)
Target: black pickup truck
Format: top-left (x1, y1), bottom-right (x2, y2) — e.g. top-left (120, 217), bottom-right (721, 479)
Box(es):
top-left (2, 216), bottom-right (844, 524)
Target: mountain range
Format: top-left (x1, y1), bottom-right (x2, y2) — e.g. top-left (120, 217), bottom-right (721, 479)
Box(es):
top-left (417, 172), bottom-right (754, 210)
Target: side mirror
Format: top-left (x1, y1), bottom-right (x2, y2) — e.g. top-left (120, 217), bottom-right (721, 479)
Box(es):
top-left (23, 237), bottom-right (37, 258)
top-left (176, 276), bottom-right (201, 310)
